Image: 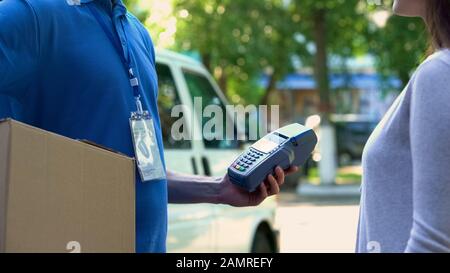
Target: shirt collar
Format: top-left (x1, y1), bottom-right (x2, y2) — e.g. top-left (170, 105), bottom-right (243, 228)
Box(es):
top-left (78, 0), bottom-right (127, 17)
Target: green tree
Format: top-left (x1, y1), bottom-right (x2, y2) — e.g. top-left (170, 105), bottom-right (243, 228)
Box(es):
top-left (173, 0), bottom-right (302, 105)
top-left (287, 0), bottom-right (371, 185)
top-left (370, 16), bottom-right (428, 87)
top-left (365, 0), bottom-right (428, 88)
top-left (290, 0), bottom-right (370, 121)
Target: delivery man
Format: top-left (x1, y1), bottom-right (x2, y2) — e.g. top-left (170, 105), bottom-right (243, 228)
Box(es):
top-left (0, 0), bottom-right (298, 252)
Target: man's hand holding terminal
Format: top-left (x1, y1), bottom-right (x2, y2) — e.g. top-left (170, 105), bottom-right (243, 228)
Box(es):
top-left (167, 166), bottom-right (299, 207)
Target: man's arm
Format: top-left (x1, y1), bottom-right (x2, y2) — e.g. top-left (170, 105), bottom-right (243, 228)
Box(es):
top-left (0, 0), bottom-right (39, 98)
top-left (167, 171), bottom-right (222, 205)
top-left (167, 166), bottom-right (298, 207)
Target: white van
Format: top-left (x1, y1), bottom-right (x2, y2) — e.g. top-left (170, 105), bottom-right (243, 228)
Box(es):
top-left (155, 49), bottom-right (278, 253)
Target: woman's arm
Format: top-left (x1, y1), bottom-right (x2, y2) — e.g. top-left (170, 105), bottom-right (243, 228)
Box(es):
top-left (407, 59), bottom-right (450, 252)
top-left (0, 0), bottom-right (39, 98)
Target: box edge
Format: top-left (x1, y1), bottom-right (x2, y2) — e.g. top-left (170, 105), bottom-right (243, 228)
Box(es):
top-left (0, 120), bottom-right (11, 252)
top-left (8, 119), bottom-right (134, 163)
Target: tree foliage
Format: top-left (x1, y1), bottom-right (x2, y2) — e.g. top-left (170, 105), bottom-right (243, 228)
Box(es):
top-left (287, 0), bottom-right (370, 119)
top-left (125, 0), bottom-right (428, 107)
top-left (365, 0), bottom-right (428, 87)
top-left (370, 16), bottom-right (428, 86)
top-left (172, 0), bottom-right (372, 109)
top-left (173, 0), bottom-right (303, 105)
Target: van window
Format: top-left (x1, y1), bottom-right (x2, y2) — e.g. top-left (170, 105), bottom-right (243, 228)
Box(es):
top-left (156, 63), bottom-right (191, 149)
top-left (183, 69), bottom-right (239, 149)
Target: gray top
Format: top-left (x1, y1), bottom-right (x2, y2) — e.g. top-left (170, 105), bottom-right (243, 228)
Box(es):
top-left (357, 50), bottom-right (450, 253)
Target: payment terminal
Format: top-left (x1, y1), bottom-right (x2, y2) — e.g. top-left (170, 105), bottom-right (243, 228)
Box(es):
top-left (228, 123), bottom-right (317, 192)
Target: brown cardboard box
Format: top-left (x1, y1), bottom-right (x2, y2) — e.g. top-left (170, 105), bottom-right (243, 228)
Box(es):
top-left (0, 119), bottom-right (135, 253)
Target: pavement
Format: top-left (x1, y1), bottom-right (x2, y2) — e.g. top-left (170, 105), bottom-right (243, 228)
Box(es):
top-left (276, 191), bottom-right (360, 253)
top-left (297, 183), bottom-right (361, 197)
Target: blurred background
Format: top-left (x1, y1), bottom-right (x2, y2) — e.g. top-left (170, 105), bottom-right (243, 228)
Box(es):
top-left (123, 0), bottom-right (428, 252)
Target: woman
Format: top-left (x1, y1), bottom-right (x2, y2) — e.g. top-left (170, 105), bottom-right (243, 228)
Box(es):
top-left (357, 0), bottom-right (450, 253)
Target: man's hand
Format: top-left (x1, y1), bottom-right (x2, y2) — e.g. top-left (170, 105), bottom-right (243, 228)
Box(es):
top-left (218, 166), bottom-right (299, 207)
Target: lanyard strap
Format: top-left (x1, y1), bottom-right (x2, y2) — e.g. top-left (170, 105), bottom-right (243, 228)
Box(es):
top-left (87, 4), bottom-right (141, 99)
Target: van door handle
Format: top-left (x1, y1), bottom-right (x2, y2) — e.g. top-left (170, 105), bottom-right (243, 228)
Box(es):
top-left (191, 157), bottom-right (199, 175)
top-left (201, 156), bottom-right (211, 176)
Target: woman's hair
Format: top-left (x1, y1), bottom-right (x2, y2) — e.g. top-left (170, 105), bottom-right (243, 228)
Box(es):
top-left (426, 0), bottom-right (450, 49)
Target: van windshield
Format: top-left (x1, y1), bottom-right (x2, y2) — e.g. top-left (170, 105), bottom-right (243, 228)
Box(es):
top-left (183, 69), bottom-right (239, 149)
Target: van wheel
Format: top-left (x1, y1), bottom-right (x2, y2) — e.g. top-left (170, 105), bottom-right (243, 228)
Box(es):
top-left (251, 227), bottom-right (276, 253)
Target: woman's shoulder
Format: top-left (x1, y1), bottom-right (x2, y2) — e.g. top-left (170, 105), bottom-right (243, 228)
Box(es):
top-left (416, 50), bottom-right (450, 77)
top-left (409, 50), bottom-right (450, 104)
top-left (412, 50), bottom-right (450, 86)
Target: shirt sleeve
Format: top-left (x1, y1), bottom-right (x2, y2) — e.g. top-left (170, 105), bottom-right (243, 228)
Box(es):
top-left (406, 59), bottom-right (450, 252)
top-left (0, 0), bottom-right (40, 99)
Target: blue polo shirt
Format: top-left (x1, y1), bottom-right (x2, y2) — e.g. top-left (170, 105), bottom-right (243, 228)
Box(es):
top-left (0, 0), bottom-right (168, 253)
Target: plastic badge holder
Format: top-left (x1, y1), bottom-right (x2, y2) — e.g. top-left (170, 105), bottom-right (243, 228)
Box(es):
top-left (130, 108), bottom-right (166, 182)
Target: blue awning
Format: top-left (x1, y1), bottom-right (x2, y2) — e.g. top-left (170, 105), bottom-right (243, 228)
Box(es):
top-left (261, 73), bottom-right (402, 91)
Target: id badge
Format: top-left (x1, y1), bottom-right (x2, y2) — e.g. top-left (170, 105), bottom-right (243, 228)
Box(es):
top-left (130, 111), bottom-right (166, 182)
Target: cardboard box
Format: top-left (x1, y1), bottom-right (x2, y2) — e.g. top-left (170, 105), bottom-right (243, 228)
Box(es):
top-left (0, 119), bottom-right (135, 253)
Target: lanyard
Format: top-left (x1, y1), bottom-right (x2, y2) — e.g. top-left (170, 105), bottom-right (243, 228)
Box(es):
top-left (87, 4), bottom-right (144, 113)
